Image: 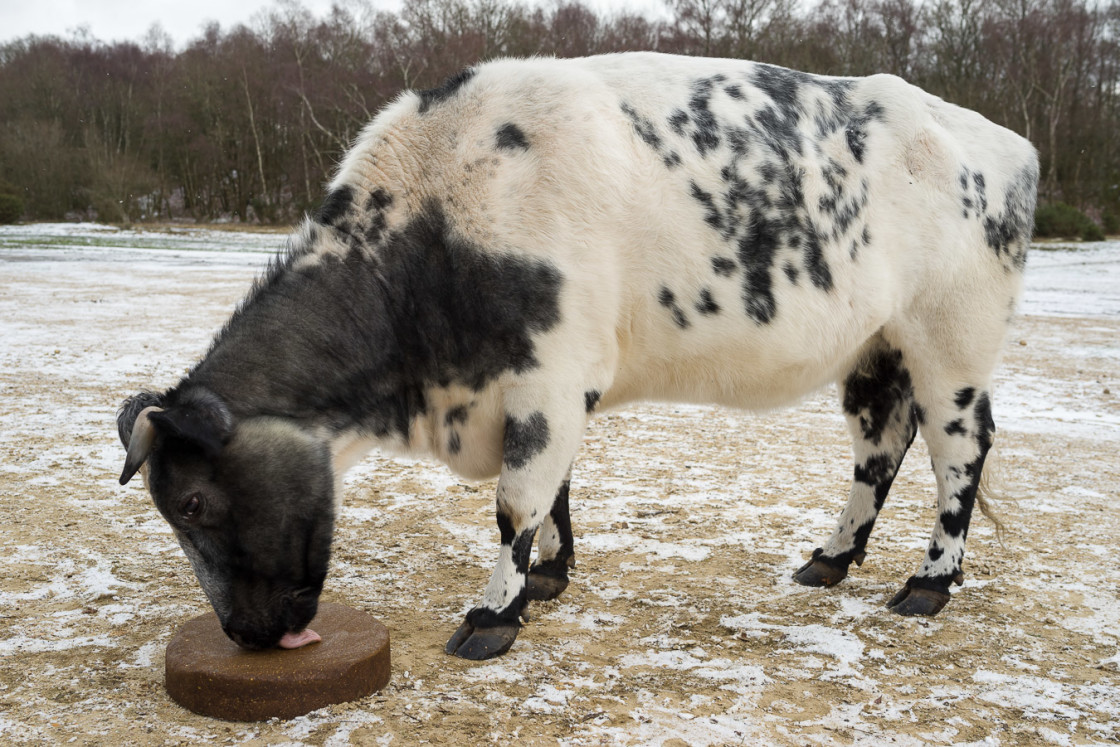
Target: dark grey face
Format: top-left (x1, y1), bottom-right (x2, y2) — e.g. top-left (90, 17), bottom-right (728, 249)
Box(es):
top-left (118, 392), bottom-right (335, 650)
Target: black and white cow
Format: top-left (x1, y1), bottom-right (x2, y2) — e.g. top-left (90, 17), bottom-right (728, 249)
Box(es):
top-left (117, 52), bottom-right (1038, 660)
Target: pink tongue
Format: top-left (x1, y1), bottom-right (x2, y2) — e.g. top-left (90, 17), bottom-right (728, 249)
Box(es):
top-left (277, 628), bottom-right (322, 649)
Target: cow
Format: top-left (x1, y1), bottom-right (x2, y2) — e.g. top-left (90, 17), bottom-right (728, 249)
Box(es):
top-left (117, 52), bottom-right (1038, 660)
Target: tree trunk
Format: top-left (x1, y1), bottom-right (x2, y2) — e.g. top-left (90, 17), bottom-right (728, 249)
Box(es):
top-left (242, 67), bottom-right (268, 218)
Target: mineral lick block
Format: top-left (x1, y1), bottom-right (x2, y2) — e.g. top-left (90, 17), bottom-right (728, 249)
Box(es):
top-left (165, 602), bottom-right (390, 721)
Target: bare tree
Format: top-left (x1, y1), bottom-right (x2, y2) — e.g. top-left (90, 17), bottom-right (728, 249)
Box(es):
top-left (1, 0), bottom-right (1118, 224)
top-left (669, 0), bottom-right (724, 56)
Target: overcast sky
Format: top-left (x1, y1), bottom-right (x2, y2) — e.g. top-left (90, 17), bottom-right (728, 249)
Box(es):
top-left (0, 0), bottom-right (669, 48)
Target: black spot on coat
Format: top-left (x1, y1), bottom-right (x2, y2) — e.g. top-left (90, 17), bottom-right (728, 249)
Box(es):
top-left (696, 288), bottom-right (720, 315)
top-left (846, 125), bottom-right (867, 163)
top-left (690, 181), bottom-right (723, 231)
top-left (738, 215), bottom-right (780, 324)
top-left (974, 393), bottom-right (995, 450)
top-left (657, 286), bottom-right (691, 329)
top-left (504, 412), bottom-right (550, 470)
top-left (982, 164), bottom-right (1038, 270)
top-left (803, 230), bottom-right (833, 291)
top-left (621, 102), bottom-right (663, 150)
top-left (972, 172), bottom-right (988, 213)
top-left (687, 78), bottom-right (721, 156)
top-left (366, 188), bottom-right (393, 212)
top-left (844, 102), bottom-right (885, 164)
top-left (711, 257), bottom-right (737, 276)
top-left (853, 452), bottom-right (906, 509)
top-left (496, 511), bottom-right (516, 545)
top-left (445, 405), bottom-right (470, 426)
top-left (842, 348), bottom-right (914, 446)
top-left (954, 387), bottom-right (975, 409)
top-left (752, 64), bottom-right (807, 126)
top-left (944, 419), bottom-right (967, 436)
top-left (668, 109), bottom-right (689, 135)
top-left (496, 123), bottom-right (529, 150)
top-left (621, 102), bottom-right (681, 169)
top-left (314, 186), bottom-right (354, 227)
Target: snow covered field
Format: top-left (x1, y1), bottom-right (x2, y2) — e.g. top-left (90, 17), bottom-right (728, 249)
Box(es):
top-left (1, 223), bottom-right (1118, 745)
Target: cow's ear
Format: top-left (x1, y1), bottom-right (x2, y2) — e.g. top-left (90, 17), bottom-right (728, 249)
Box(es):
top-left (118, 391), bottom-right (167, 485)
top-left (148, 388), bottom-right (233, 460)
top-left (117, 391), bottom-right (165, 448)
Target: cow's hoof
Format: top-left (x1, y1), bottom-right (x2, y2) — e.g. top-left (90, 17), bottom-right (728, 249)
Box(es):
top-left (886, 584), bottom-right (951, 616)
top-left (526, 568), bottom-right (569, 601)
top-left (793, 548), bottom-right (848, 587)
top-left (445, 621), bottom-right (521, 660)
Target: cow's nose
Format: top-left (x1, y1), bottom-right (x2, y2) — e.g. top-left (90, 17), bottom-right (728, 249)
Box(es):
top-left (223, 624), bottom-right (273, 650)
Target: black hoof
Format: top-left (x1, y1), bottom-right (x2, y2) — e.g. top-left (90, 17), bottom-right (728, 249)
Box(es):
top-left (887, 584), bottom-right (952, 616)
top-left (445, 620), bottom-right (521, 660)
top-left (526, 568), bottom-right (569, 601)
top-left (793, 548), bottom-right (849, 587)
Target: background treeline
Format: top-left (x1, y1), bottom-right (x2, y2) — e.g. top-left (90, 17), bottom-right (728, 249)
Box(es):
top-left (1, 0), bottom-right (1118, 235)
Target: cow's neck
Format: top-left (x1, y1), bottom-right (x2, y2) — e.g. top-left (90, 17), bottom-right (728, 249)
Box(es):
top-left (183, 245), bottom-right (421, 441)
top-left (180, 203), bottom-right (562, 458)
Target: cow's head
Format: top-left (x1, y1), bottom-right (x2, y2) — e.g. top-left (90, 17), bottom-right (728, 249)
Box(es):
top-left (117, 387), bottom-right (335, 649)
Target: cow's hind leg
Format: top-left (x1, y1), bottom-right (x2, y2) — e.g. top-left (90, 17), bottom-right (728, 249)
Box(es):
top-left (886, 381), bottom-right (995, 616)
top-left (795, 343), bottom-right (918, 588)
top-left (526, 474), bottom-right (575, 601)
top-left (881, 269), bottom-right (1013, 617)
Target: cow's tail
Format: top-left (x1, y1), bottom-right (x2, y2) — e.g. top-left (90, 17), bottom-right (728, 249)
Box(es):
top-left (977, 436), bottom-right (1008, 544)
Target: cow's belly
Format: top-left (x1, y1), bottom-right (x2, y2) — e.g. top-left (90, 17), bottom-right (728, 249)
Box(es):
top-left (605, 343), bottom-right (860, 411)
top-left (603, 275), bottom-right (891, 412)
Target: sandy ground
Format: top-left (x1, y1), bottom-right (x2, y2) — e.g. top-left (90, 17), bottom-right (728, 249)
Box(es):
top-left (1, 227), bottom-right (1118, 745)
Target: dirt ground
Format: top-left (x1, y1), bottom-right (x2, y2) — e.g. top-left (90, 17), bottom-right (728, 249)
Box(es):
top-left (1, 235), bottom-right (1118, 745)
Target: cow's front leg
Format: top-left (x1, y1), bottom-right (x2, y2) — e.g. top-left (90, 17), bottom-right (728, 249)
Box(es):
top-left (446, 403), bottom-right (582, 660)
top-left (526, 474), bottom-right (575, 601)
top-left (443, 505), bottom-right (538, 659)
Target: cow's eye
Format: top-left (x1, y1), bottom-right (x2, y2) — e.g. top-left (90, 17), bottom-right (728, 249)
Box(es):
top-left (181, 493), bottom-right (203, 518)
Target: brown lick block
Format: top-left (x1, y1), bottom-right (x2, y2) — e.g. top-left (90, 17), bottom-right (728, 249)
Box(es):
top-left (165, 602), bottom-right (390, 721)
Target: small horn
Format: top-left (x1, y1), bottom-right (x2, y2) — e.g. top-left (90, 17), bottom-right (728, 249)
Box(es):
top-left (119, 406), bottom-right (164, 485)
